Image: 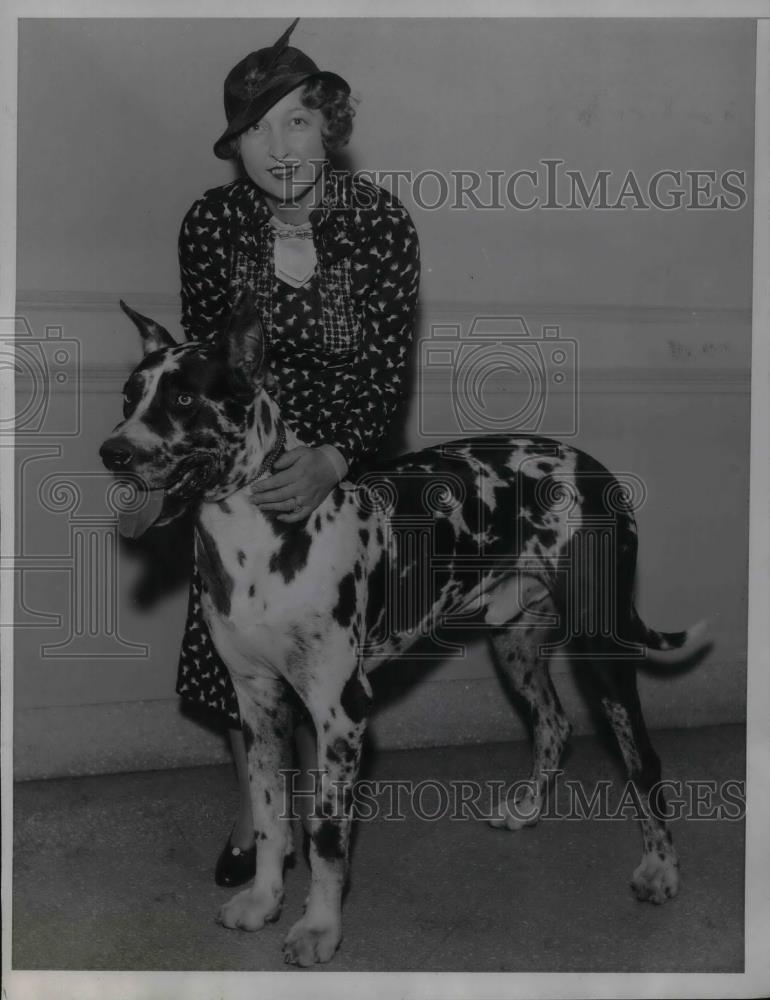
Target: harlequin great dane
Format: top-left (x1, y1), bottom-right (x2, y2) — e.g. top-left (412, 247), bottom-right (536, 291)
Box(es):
top-left (100, 297), bottom-right (706, 967)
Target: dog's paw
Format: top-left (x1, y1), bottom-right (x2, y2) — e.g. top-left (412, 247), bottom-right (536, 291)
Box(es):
top-left (216, 888), bottom-right (283, 931)
top-left (631, 850), bottom-right (680, 904)
top-left (283, 916), bottom-right (341, 966)
top-left (488, 789), bottom-right (542, 831)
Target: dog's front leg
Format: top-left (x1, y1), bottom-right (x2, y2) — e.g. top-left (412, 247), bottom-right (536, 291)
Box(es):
top-left (217, 672), bottom-right (295, 932)
top-left (282, 669), bottom-right (370, 967)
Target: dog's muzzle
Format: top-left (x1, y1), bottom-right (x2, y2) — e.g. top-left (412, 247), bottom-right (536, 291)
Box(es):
top-left (100, 438), bottom-right (218, 500)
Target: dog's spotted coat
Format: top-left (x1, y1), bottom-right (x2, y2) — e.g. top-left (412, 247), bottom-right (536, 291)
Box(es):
top-left (101, 300), bottom-right (703, 966)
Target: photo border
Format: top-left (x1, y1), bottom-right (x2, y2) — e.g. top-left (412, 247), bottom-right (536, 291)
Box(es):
top-left (1, 2), bottom-right (767, 998)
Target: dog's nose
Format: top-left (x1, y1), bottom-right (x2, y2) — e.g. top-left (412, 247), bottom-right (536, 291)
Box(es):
top-left (100, 440), bottom-right (135, 471)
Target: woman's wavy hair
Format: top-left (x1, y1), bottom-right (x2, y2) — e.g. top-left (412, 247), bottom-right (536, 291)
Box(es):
top-left (225, 78), bottom-right (357, 160)
top-left (299, 77), bottom-right (357, 152)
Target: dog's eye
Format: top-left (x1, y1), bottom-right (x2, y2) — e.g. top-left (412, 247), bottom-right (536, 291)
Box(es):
top-left (176, 393), bottom-right (194, 407)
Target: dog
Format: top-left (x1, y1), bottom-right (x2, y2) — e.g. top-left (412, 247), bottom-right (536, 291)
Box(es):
top-left (100, 297), bottom-right (707, 966)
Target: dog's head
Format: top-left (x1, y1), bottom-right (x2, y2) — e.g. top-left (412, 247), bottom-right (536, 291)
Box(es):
top-left (100, 295), bottom-right (270, 531)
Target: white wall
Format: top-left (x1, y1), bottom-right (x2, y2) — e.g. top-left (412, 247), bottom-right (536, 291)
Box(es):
top-left (13, 18), bottom-right (753, 778)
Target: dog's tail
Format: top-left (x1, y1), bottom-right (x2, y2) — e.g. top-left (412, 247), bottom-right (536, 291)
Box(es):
top-left (623, 608), bottom-right (709, 663)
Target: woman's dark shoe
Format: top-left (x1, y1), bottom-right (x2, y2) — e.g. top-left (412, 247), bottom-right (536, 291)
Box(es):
top-left (214, 834), bottom-right (257, 887)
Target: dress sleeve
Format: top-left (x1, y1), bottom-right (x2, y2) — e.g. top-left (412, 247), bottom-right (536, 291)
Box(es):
top-left (178, 196), bottom-right (232, 341)
top-left (325, 199), bottom-right (421, 469)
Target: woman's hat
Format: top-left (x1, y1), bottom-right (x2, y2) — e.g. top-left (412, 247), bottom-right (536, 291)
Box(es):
top-left (213, 18), bottom-right (350, 159)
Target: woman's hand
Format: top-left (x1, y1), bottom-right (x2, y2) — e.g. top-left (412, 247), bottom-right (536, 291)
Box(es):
top-left (251, 446), bottom-right (340, 523)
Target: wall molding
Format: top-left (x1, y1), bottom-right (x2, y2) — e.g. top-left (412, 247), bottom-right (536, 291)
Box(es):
top-left (19, 362), bottom-right (750, 395)
top-left (13, 290), bottom-right (751, 395)
top-left (14, 665), bottom-right (746, 781)
top-left (15, 288), bottom-right (753, 327)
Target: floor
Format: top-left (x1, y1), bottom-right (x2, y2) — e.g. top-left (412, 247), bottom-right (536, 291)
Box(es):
top-left (12, 724), bottom-right (744, 972)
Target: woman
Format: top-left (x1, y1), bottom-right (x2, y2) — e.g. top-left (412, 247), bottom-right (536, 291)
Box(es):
top-left (175, 19), bottom-right (420, 886)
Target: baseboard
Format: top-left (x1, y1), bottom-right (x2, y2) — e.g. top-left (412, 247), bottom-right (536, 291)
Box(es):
top-left (13, 668), bottom-right (746, 781)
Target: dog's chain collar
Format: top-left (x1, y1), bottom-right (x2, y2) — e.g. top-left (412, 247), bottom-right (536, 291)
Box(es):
top-left (254, 419), bottom-right (287, 482)
top-left (202, 420), bottom-right (286, 505)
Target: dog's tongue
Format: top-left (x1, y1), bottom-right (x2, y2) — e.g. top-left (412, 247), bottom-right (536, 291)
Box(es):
top-left (118, 488), bottom-right (166, 539)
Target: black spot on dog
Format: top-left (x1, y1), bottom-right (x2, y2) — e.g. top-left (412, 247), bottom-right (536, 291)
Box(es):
top-left (433, 516), bottom-right (454, 555)
top-left (260, 398), bottom-right (273, 435)
top-left (329, 737), bottom-right (357, 765)
top-left (268, 527), bottom-right (313, 584)
top-left (237, 549), bottom-right (246, 566)
top-left (365, 550), bottom-right (387, 638)
top-left (218, 499), bottom-right (232, 515)
top-left (340, 672), bottom-right (371, 725)
top-left (265, 789), bottom-right (271, 805)
top-left (332, 572), bottom-right (356, 628)
top-left (313, 819), bottom-right (345, 860)
top-left (248, 583), bottom-right (256, 597)
top-left (461, 489), bottom-right (483, 537)
top-left (242, 720), bottom-right (256, 752)
top-left (354, 561), bottom-right (362, 581)
top-left (195, 522), bottom-right (233, 616)
top-left (359, 528), bottom-right (369, 547)
top-left (314, 513), bottom-right (322, 533)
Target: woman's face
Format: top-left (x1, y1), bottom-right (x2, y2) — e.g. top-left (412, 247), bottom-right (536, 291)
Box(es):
top-left (239, 86), bottom-right (326, 204)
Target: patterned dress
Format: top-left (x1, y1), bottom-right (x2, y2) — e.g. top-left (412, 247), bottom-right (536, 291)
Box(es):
top-left (175, 169), bottom-right (421, 725)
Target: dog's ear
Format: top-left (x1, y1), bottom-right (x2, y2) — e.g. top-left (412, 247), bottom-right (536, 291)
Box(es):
top-left (224, 293), bottom-right (266, 384)
top-left (120, 300), bottom-right (177, 355)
